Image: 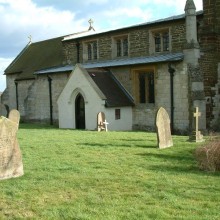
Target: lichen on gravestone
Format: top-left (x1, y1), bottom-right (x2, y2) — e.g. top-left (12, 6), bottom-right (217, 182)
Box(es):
top-left (0, 110), bottom-right (23, 180)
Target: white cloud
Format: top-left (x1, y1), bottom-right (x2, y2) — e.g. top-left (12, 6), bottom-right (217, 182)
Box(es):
top-left (82, 0), bottom-right (108, 5)
top-left (104, 7), bottom-right (152, 21)
top-left (0, 0), bottom-right (88, 43)
top-left (96, 0), bottom-right (203, 31)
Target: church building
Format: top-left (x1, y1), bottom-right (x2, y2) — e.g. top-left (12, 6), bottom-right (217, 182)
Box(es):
top-left (1, 0), bottom-right (220, 133)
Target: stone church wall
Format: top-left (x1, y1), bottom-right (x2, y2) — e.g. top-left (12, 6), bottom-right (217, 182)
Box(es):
top-left (199, 0), bottom-right (220, 129)
top-left (110, 62), bottom-right (189, 132)
top-left (62, 20), bottom-right (186, 65)
top-left (49, 73), bottom-right (70, 123)
top-left (2, 73), bottom-right (70, 124)
top-left (27, 73), bottom-right (69, 124)
top-left (154, 62), bottom-right (189, 132)
top-left (17, 80), bottom-right (35, 119)
top-left (210, 63), bottom-right (220, 129)
top-left (1, 74), bottom-right (20, 111)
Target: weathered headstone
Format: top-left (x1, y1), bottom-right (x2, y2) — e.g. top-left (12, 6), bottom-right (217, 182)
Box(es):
top-left (189, 107), bottom-right (204, 142)
top-left (0, 109), bottom-right (24, 180)
top-left (97, 112), bottom-right (108, 131)
top-left (156, 107), bottom-right (173, 149)
top-left (9, 109), bottom-right (20, 124)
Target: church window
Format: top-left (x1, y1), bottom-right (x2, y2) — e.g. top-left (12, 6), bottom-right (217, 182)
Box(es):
top-left (115, 109), bottom-right (121, 120)
top-left (162, 32), bottom-right (169, 51)
top-left (83, 40), bottom-right (98, 61)
top-left (155, 34), bottom-right (161, 52)
top-left (88, 44), bottom-right (92, 60)
top-left (112, 35), bottom-right (129, 58)
top-left (149, 28), bottom-right (171, 54)
top-left (116, 38), bottom-right (128, 57)
top-left (122, 38), bottom-right (128, 56)
top-left (154, 32), bottom-right (170, 53)
top-left (133, 69), bottom-right (155, 104)
top-left (138, 72), bottom-right (155, 104)
top-left (93, 41), bottom-right (98, 59)
top-left (116, 39), bottom-right (122, 57)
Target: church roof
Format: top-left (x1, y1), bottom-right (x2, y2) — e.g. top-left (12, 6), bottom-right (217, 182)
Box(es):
top-left (35, 52), bottom-right (184, 75)
top-left (83, 53), bottom-right (184, 69)
top-left (4, 36), bottom-right (64, 80)
top-left (86, 68), bottom-right (134, 107)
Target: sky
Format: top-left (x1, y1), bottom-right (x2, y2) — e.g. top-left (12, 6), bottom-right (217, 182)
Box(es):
top-left (0, 0), bottom-right (203, 92)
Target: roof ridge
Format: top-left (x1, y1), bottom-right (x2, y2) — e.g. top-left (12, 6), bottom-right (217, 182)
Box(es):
top-left (30, 35), bottom-right (66, 45)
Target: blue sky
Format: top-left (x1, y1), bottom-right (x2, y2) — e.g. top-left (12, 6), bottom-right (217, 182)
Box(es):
top-left (0, 0), bottom-right (203, 91)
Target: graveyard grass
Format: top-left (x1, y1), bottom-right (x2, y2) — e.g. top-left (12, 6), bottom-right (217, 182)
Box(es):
top-left (0, 124), bottom-right (219, 220)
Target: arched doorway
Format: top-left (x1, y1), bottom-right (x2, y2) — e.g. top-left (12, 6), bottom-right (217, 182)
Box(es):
top-left (75, 93), bottom-right (85, 129)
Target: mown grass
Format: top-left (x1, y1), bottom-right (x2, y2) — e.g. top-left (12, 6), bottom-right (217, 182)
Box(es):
top-left (0, 123), bottom-right (219, 219)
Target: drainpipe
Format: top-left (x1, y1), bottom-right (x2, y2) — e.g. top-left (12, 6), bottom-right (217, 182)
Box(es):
top-left (168, 63), bottom-right (175, 134)
top-left (14, 81), bottom-right (19, 110)
top-left (76, 42), bottom-right (80, 63)
top-left (47, 76), bottom-right (53, 125)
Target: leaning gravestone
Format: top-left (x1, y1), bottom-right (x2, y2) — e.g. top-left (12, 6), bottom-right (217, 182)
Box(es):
top-left (0, 109), bottom-right (24, 180)
top-left (156, 107), bottom-right (173, 149)
top-left (97, 112), bottom-right (106, 131)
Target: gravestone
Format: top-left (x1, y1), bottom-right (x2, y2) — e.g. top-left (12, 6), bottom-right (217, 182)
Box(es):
top-left (9, 109), bottom-right (20, 124)
top-left (189, 107), bottom-right (204, 142)
top-left (0, 109), bottom-right (24, 180)
top-left (97, 112), bottom-right (108, 131)
top-left (156, 107), bottom-right (173, 149)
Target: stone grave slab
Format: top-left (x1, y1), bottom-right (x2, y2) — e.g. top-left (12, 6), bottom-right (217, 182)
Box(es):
top-left (97, 112), bottom-right (107, 131)
top-left (0, 110), bottom-right (23, 180)
top-left (156, 107), bottom-right (173, 149)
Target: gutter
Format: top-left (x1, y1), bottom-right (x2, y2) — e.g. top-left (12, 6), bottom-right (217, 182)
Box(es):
top-left (168, 63), bottom-right (175, 134)
top-left (47, 76), bottom-right (53, 125)
top-left (14, 81), bottom-right (19, 110)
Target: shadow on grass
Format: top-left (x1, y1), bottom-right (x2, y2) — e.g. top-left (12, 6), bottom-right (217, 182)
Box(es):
top-left (19, 123), bottom-right (58, 130)
top-left (81, 142), bottom-right (156, 149)
top-left (119, 138), bottom-right (157, 142)
top-left (147, 164), bottom-right (220, 176)
top-left (137, 152), bottom-right (220, 176)
top-left (136, 152), bottom-right (193, 162)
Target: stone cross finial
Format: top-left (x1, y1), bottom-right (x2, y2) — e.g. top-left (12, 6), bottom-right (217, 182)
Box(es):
top-left (193, 107), bottom-right (201, 132)
top-left (28, 35), bottom-right (32, 44)
top-left (88, 19), bottom-right (95, 31)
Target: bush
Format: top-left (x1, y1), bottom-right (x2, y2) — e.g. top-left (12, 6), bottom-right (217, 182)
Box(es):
top-left (195, 137), bottom-right (220, 172)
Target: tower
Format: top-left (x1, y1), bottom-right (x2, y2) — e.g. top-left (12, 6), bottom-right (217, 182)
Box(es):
top-left (184, 0), bottom-right (206, 134)
top-left (199, 0), bottom-right (220, 129)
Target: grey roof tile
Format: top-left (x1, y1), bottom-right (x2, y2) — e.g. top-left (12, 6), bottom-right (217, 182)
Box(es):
top-left (35, 53), bottom-right (184, 75)
top-left (86, 68), bottom-right (134, 107)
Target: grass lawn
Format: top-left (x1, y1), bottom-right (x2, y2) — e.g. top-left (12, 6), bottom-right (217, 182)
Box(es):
top-left (0, 123), bottom-right (219, 220)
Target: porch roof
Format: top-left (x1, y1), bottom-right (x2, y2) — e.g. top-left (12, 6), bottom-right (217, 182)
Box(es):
top-left (86, 68), bottom-right (134, 107)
